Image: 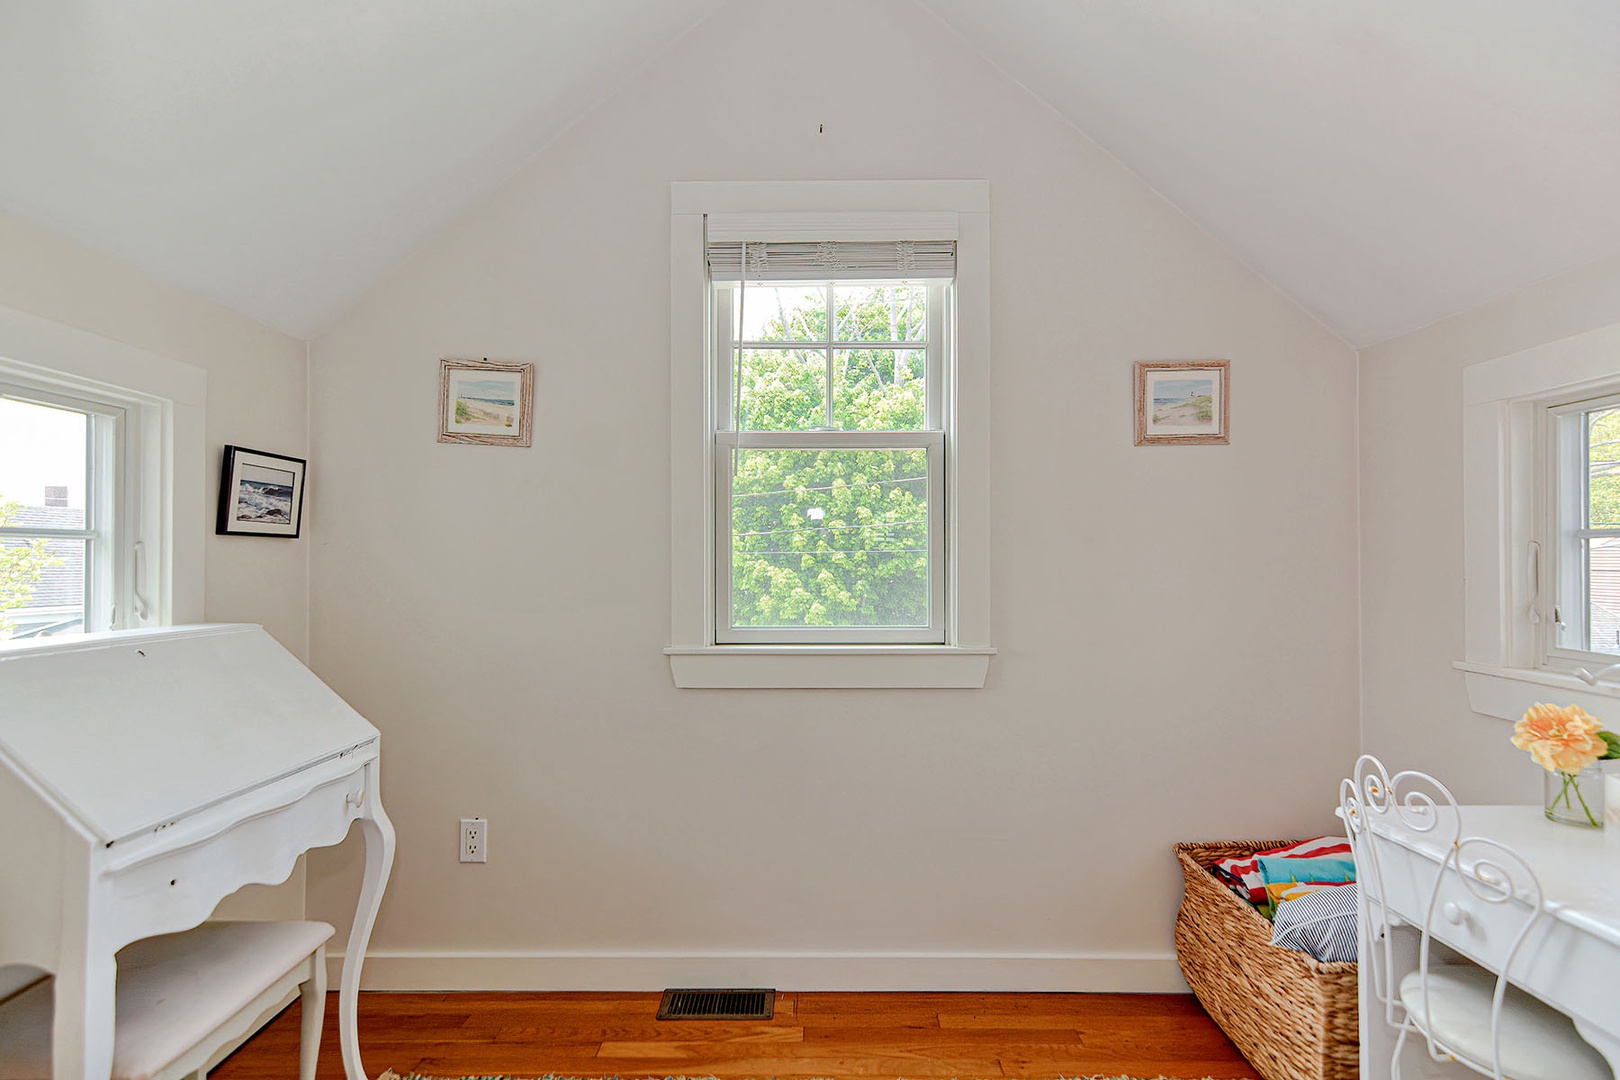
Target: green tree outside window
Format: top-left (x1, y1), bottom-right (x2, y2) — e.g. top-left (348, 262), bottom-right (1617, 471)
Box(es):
top-left (729, 285), bottom-right (935, 629)
top-left (0, 498), bottom-right (64, 636)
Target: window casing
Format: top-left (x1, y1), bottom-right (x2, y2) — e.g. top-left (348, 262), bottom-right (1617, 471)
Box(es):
top-left (1459, 320), bottom-right (1620, 720)
top-left (0, 311), bottom-right (206, 641)
top-left (667, 180), bottom-right (994, 689)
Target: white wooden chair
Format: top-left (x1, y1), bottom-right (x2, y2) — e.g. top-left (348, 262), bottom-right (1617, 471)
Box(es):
top-left (0, 920), bottom-right (332, 1080)
top-left (1341, 754), bottom-right (1612, 1080)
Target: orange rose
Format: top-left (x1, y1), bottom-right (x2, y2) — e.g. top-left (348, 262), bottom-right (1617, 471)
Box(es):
top-left (1512, 703), bottom-right (1608, 774)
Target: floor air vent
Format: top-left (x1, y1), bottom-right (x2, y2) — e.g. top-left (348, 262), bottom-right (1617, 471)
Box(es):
top-left (657, 988), bottom-right (775, 1020)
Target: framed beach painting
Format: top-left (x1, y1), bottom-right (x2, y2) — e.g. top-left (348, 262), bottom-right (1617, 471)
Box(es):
top-left (1134, 360), bottom-right (1230, 445)
top-left (216, 445), bottom-right (306, 537)
top-left (438, 358), bottom-right (535, 447)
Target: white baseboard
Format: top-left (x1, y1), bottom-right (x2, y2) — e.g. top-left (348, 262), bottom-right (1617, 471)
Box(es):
top-left (323, 950), bottom-right (1188, 993)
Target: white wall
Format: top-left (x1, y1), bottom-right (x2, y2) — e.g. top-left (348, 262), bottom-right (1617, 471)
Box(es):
top-left (0, 210), bottom-right (312, 920)
top-left (305, 0), bottom-right (1360, 990)
top-left (1359, 257), bottom-right (1620, 802)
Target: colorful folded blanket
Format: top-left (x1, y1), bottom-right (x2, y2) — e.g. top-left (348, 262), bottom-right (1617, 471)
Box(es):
top-left (1209, 836), bottom-right (1352, 906)
top-left (1258, 853), bottom-right (1356, 905)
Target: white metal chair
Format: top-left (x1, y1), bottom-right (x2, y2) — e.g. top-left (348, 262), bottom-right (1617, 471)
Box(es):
top-left (1341, 754), bottom-right (1611, 1080)
top-left (0, 920), bottom-right (332, 1080)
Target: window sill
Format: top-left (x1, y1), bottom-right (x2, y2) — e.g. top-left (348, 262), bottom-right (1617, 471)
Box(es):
top-left (666, 645), bottom-right (995, 689)
top-left (1453, 661), bottom-right (1620, 721)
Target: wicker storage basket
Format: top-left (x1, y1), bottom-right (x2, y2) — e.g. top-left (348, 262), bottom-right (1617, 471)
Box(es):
top-left (1174, 840), bottom-right (1358, 1080)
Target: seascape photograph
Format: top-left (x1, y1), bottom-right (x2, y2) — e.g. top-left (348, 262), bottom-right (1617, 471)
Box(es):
top-left (1150, 377), bottom-right (1215, 426)
top-left (452, 375), bottom-right (518, 429)
top-left (234, 463), bottom-right (295, 523)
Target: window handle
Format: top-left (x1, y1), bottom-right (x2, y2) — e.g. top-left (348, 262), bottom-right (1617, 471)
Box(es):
top-left (1527, 541), bottom-right (1541, 624)
top-left (1576, 661), bottom-right (1620, 686)
top-left (132, 539), bottom-right (151, 622)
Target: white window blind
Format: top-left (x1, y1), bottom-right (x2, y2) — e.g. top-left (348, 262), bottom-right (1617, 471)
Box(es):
top-left (707, 240), bottom-right (956, 282)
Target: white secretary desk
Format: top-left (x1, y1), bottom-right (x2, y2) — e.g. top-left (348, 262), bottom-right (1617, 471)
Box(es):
top-left (0, 624), bottom-right (395, 1080)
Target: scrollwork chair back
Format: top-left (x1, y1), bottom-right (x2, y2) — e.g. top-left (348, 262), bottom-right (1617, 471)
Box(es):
top-left (1343, 754), bottom-right (1597, 1080)
top-left (1341, 755), bottom-right (1462, 1034)
top-left (1417, 836), bottom-right (1547, 1080)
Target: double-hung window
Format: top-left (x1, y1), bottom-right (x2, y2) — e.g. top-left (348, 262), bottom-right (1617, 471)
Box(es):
top-left (711, 242), bottom-right (952, 644)
top-left (668, 181), bottom-right (993, 688)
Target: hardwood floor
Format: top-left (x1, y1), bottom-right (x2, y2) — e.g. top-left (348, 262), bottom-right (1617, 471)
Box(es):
top-left (210, 991), bottom-right (1258, 1079)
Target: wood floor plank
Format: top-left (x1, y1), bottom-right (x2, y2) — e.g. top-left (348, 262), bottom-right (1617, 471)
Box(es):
top-left (209, 990), bottom-right (1258, 1080)
top-left (1006, 1055), bottom-right (1256, 1080)
top-left (597, 1027), bottom-right (807, 1054)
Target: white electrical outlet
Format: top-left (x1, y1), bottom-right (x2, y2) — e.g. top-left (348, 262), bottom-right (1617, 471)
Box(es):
top-left (459, 817), bottom-right (487, 863)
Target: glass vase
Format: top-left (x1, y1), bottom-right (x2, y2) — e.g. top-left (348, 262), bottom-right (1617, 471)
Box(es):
top-left (1605, 761), bottom-right (1620, 833)
top-left (1544, 764), bottom-right (1605, 828)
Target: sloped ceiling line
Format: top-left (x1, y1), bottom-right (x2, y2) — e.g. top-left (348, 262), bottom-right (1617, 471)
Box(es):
top-left (2, 0), bottom-right (1615, 346)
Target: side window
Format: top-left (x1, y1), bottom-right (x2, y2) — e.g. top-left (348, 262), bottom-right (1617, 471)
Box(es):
top-left (0, 384), bottom-right (137, 639)
top-left (1545, 392), bottom-right (1620, 661)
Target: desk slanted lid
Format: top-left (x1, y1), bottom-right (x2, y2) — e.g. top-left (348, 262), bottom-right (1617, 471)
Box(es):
top-left (0, 624), bottom-right (378, 842)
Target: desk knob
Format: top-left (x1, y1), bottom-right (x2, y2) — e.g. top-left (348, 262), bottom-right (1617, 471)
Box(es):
top-left (1442, 901), bottom-right (1470, 927)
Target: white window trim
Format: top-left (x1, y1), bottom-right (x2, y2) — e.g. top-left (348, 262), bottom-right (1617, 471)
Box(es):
top-left (667, 180), bottom-right (994, 689)
top-left (0, 305), bottom-right (206, 631)
top-left (1458, 319), bottom-right (1620, 720)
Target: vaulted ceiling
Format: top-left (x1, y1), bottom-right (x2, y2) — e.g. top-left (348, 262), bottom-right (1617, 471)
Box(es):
top-left (2, 1), bottom-right (1616, 346)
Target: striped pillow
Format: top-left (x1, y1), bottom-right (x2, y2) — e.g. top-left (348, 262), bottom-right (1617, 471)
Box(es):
top-left (1271, 882), bottom-right (1358, 962)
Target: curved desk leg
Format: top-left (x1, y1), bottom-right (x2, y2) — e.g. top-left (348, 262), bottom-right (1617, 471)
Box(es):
top-left (1574, 1020), bottom-right (1620, 1079)
top-left (339, 763), bottom-right (395, 1080)
top-left (52, 946), bottom-right (116, 1080)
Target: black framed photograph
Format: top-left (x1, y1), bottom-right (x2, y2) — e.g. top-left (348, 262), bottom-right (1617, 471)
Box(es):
top-left (216, 445), bottom-right (306, 537)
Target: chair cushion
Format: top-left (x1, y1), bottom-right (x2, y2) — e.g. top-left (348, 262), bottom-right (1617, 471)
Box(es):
top-left (1398, 963), bottom-right (1611, 1080)
top-left (0, 920), bottom-right (333, 1080)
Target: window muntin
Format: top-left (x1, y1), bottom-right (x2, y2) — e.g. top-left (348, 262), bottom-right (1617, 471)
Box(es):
top-left (1545, 392), bottom-right (1620, 660)
top-left (714, 277), bottom-right (949, 644)
top-left (0, 386), bottom-right (125, 639)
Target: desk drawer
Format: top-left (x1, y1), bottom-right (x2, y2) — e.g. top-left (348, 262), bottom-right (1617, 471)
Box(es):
top-left (1372, 838), bottom-right (1616, 1033)
top-left (95, 760), bottom-right (368, 949)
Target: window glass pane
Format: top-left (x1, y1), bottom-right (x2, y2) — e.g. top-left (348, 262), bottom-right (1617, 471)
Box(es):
top-left (1, 398), bottom-right (93, 640)
top-left (737, 349), bottom-right (827, 431)
top-left (731, 448), bottom-right (930, 628)
top-left (1587, 535), bottom-right (1620, 655)
top-left (833, 349), bottom-right (925, 431)
top-left (738, 285), bottom-right (827, 342)
top-left (0, 536), bottom-right (85, 640)
top-left (0, 397), bottom-right (88, 528)
top-left (835, 284), bottom-right (926, 342)
top-left (1589, 406), bottom-right (1620, 527)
